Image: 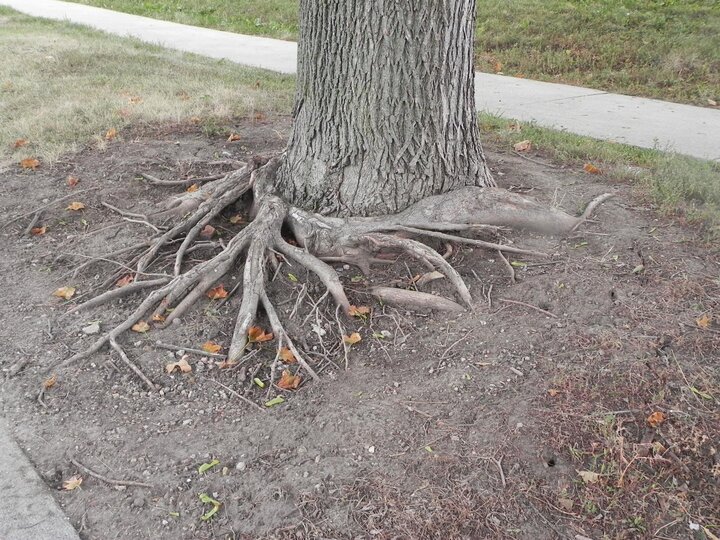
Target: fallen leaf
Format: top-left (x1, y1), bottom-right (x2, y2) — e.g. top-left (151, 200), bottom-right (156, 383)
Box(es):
top-left (577, 470), bottom-right (600, 484)
top-left (207, 285), bottom-right (228, 300)
top-left (31, 226), bottom-right (47, 236)
top-left (253, 377), bottom-right (265, 388)
top-left (52, 286), bottom-right (76, 300)
top-left (547, 388), bottom-right (561, 397)
top-left (14, 138), bottom-right (29, 148)
top-left (105, 128), bottom-right (117, 140)
top-left (215, 359), bottom-right (238, 369)
top-left (66, 175), bottom-right (80, 187)
top-left (152, 313), bottom-right (166, 323)
top-left (696, 314), bottom-right (712, 329)
top-left (63, 476), bottom-right (83, 491)
top-left (343, 332), bottom-right (362, 345)
top-left (646, 411), bottom-right (666, 428)
top-left (198, 493), bottom-right (221, 521)
top-left (558, 497), bottom-right (574, 511)
top-left (227, 133), bottom-right (241, 142)
top-left (20, 157), bottom-right (40, 170)
top-left (264, 396), bottom-right (285, 407)
top-left (228, 214), bottom-right (245, 224)
top-left (198, 459), bottom-right (220, 474)
top-left (131, 320), bottom-right (150, 333)
top-left (287, 273), bottom-right (298, 282)
top-left (248, 326), bottom-right (273, 343)
top-left (201, 341), bottom-right (222, 354)
top-left (199, 224), bottom-right (215, 239)
top-left (708, 99), bottom-right (718, 107)
top-left (277, 369), bottom-right (302, 390)
top-left (508, 122), bottom-right (522, 132)
top-left (690, 386), bottom-right (712, 400)
top-left (43, 374), bottom-right (57, 389)
top-left (66, 202), bottom-right (85, 211)
top-left (279, 347), bottom-right (295, 363)
top-left (583, 163), bottom-right (602, 174)
top-left (166, 356), bottom-right (192, 374)
top-left (186, 183), bottom-right (199, 193)
top-left (129, 95), bottom-right (143, 104)
top-left (513, 139), bottom-right (532, 152)
top-left (494, 61), bottom-right (503, 73)
top-left (348, 305), bottom-right (371, 317)
top-left (115, 274), bottom-right (134, 287)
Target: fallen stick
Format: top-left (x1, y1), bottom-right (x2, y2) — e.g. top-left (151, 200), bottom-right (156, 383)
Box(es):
top-left (498, 298), bottom-right (558, 318)
top-left (70, 458), bottom-right (153, 488)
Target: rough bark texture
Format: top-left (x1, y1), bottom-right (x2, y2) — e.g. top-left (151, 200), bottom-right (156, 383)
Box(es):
top-left (277, 0), bottom-right (493, 217)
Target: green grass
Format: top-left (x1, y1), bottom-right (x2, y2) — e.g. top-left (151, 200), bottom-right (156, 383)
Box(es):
top-left (66, 0), bottom-right (720, 106)
top-left (1, 6), bottom-right (717, 236)
top-left (0, 6), bottom-right (293, 165)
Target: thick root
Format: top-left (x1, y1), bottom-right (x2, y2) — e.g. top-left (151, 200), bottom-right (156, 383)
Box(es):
top-left (59, 157), bottom-right (613, 386)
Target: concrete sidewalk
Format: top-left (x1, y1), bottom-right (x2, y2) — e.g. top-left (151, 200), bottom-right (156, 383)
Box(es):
top-left (0, 417), bottom-right (80, 540)
top-left (1, 0), bottom-right (719, 161)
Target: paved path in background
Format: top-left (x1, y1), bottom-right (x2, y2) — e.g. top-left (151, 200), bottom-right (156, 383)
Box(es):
top-left (3, 0), bottom-right (720, 161)
top-left (0, 417), bottom-right (80, 540)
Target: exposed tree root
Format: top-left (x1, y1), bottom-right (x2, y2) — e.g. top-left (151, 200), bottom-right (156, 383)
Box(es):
top-left (58, 156), bottom-right (612, 387)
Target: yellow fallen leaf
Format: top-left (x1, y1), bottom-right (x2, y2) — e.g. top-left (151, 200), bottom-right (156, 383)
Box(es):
top-left (31, 226), bottom-right (47, 236)
top-left (105, 128), bottom-right (117, 140)
top-left (20, 157), bottom-right (40, 170)
top-left (66, 202), bottom-right (85, 211)
top-left (583, 163), bottom-right (602, 174)
top-left (229, 215), bottom-right (245, 224)
top-left (166, 356), bottom-right (192, 374)
top-left (646, 411), bottom-right (666, 428)
top-left (279, 347), bottom-right (295, 363)
top-left (186, 183), bottom-right (199, 193)
top-left (513, 140), bottom-right (532, 152)
top-left (577, 470), bottom-right (600, 484)
top-left (348, 305), bottom-right (371, 317)
top-left (151, 313), bottom-right (166, 323)
top-left (43, 374), bottom-right (57, 389)
top-left (63, 475), bottom-right (83, 491)
top-left (52, 286), bottom-right (76, 300)
top-left (129, 96), bottom-right (143, 104)
top-left (343, 332), bottom-right (362, 345)
top-left (131, 320), bottom-right (150, 333)
top-left (696, 313), bottom-right (712, 329)
top-left (202, 341), bottom-right (222, 354)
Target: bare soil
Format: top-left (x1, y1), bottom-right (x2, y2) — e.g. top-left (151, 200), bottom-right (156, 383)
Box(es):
top-left (0, 117), bottom-right (718, 540)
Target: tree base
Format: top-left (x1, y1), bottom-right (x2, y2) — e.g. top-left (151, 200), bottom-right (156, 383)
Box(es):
top-left (60, 157), bottom-right (612, 386)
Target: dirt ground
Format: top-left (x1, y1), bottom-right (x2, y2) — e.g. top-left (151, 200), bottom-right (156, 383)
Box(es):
top-left (0, 117), bottom-right (718, 540)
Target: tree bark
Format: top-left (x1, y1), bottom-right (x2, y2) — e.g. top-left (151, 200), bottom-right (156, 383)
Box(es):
top-left (277, 0), bottom-right (493, 218)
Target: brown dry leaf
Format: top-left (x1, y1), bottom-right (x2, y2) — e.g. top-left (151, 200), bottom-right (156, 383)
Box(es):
top-left (547, 388), bottom-right (561, 397)
top-left (513, 140), bottom-right (532, 152)
top-left (227, 132), bottom-right (241, 142)
top-left (151, 313), bottom-right (166, 323)
top-left (166, 356), bottom-right (192, 374)
top-left (131, 320), bottom-right (150, 333)
top-left (254, 113), bottom-right (266, 122)
top-left (229, 214), bottom-right (245, 224)
top-left (20, 157), bottom-right (40, 170)
top-left (279, 347), bottom-right (296, 363)
top-left (248, 326), bottom-right (273, 343)
top-left (63, 476), bottom-right (83, 491)
top-left (186, 183), bottom-right (200, 193)
top-left (646, 411), bottom-right (666, 428)
top-left (199, 224), bottom-right (216, 239)
top-left (105, 128), bottom-right (117, 140)
top-left (115, 274), bottom-right (134, 288)
top-left (277, 369), bottom-right (302, 390)
top-left (66, 175), bottom-right (80, 188)
top-left (202, 341), bottom-right (222, 354)
top-left (52, 286), bottom-right (76, 300)
top-left (43, 374), bottom-right (57, 389)
top-left (583, 163), bottom-right (602, 174)
top-left (493, 61), bottom-right (503, 73)
top-left (696, 313), bottom-right (712, 329)
top-left (348, 305), bottom-right (371, 317)
top-left (207, 284), bottom-right (228, 300)
top-left (66, 202), bottom-right (85, 211)
top-left (14, 138), bottom-right (29, 149)
top-left (129, 95), bottom-right (143, 104)
top-left (343, 332), bottom-right (362, 345)
top-left (31, 226), bottom-right (47, 236)
top-left (508, 122), bottom-right (522, 132)
top-left (216, 359), bottom-right (238, 369)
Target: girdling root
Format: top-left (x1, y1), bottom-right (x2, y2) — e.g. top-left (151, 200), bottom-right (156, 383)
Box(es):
top-left (58, 155), bottom-right (613, 390)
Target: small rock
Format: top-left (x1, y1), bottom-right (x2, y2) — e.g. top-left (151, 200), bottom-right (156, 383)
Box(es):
top-left (235, 461), bottom-right (246, 471)
top-left (367, 446), bottom-right (375, 454)
top-left (132, 496), bottom-right (146, 508)
top-left (82, 322), bottom-right (100, 335)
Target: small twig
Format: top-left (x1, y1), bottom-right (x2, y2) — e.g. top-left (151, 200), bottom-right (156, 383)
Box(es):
top-left (439, 329), bottom-right (473, 365)
top-left (70, 458), bottom-right (153, 488)
top-left (480, 456), bottom-right (506, 488)
top-left (109, 338), bottom-right (157, 391)
top-left (205, 377), bottom-right (265, 413)
top-left (23, 211), bottom-right (42, 236)
top-left (497, 250), bottom-right (516, 283)
top-left (2, 187), bottom-right (100, 227)
top-left (512, 150), bottom-right (558, 168)
top-left (153, 341), bottom-right (226, 359)
top-left (101, 201), bottom-right (149, 220)
top-left (498, 298), bottom-right (557, 318)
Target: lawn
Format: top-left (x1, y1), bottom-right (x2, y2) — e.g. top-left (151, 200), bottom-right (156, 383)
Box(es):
top-left (66, 0), bottom-right (720, 106)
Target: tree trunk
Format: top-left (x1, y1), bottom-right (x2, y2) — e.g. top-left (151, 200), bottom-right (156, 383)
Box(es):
top-left (276, 0), bottom-right (493, 218)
